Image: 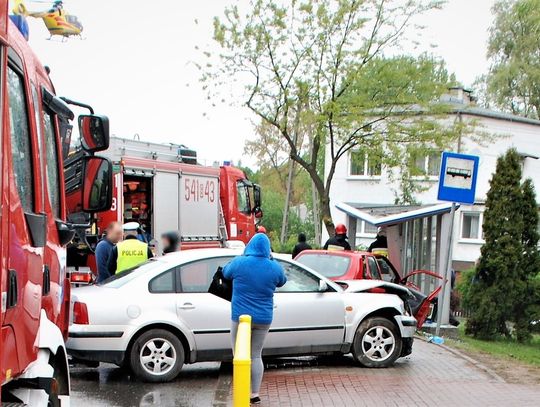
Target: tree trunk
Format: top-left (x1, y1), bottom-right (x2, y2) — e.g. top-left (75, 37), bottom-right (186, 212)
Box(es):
top-left (311, 180), bottom-right (321, 246)
top-left (280, 158), bottom-right (295, 244)
top-left (320, 193), bottom-right (335, 238)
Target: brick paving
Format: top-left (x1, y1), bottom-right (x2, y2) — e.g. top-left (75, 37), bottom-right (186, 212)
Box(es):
top-left (256, 340), bottom-right (540, 407)
top-left (70, 340), bottom-right (539, 406)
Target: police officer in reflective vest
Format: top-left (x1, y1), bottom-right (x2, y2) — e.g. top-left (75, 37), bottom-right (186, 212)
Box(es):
top-left (107, 222), bottom-right (154, 275)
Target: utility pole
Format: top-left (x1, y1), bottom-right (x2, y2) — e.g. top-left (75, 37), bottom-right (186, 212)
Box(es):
top-left (436, 201), bottom-right (456, 336)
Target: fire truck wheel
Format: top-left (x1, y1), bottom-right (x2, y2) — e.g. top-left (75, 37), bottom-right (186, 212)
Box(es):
top-left (352, 317), bottom-right (402, 368)
top-left (47, 350), bottom-right (67, 407)
top-left (130, 329), bottom-right (185, 382)
top-left (48, 389), bottom-right (60, 407)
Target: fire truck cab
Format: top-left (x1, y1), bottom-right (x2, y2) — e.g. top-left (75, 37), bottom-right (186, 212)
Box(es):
top-left (1, 3), bottom-right (112, 404)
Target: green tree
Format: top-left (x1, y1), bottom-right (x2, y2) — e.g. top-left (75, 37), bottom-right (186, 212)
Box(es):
top-left (482, 0), bottom-right (540, 118)
top-left (257, 186), bottom-right (315, 253)
top-left (515, 179), bottom-right (540, 341)
top-left (246, 120), bottom-right (320, 243)
top-left (259, 188), bottom-right (286, 236)
top-left (202, 0), bottom-right (464, 235)
top-left (465, 149), bottom-right (540, 342)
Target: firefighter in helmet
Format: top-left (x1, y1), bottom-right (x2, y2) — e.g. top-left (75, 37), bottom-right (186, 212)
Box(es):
top-left (107, 222), bottom-right (154, 275)
top-left (368, 226), bottom-right (388, 255)
top-left (323, 223), bottom-right (352, 251)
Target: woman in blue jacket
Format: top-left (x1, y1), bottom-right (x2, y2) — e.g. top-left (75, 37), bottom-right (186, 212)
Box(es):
top-left (223, 233), bottom-right (287, 405)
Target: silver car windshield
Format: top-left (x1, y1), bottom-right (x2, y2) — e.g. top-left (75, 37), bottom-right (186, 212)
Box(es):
top-left (99, 259), bottom-right (165, 288)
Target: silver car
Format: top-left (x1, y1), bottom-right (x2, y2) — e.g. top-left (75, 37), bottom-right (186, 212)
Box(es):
top-left (68, 249), bottom-right (416, 382)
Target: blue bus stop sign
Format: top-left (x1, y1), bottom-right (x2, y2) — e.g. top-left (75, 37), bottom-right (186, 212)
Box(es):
top-left (437, 152), bottom-right (480, 204)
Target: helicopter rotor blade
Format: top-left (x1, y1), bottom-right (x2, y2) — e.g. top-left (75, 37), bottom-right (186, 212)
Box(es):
top-left (27, 1), bottom-right (63, 4)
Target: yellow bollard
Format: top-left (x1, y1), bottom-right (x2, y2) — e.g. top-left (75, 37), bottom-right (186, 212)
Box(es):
top-left (233, 314), bottom-right (252, 407)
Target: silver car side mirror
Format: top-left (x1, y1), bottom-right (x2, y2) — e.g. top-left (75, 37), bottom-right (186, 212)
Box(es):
top-left (318, 280), bottom-right (328, 292)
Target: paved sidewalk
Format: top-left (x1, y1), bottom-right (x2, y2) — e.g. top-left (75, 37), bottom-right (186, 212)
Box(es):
top-left (256, 340), bottom-right (539, 407)
top-left (70, 339), bottom-right (539, 406)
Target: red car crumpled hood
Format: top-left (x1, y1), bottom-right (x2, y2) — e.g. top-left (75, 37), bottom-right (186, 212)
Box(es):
top-left (340, 279), bottom-right (438, 328)
top-left (339, 279), bottom-right (412, 296)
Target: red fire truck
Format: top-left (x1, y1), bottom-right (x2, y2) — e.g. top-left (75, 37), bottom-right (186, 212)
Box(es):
top-left (91, 136), bottom-right (262, 256)
top-left (0, 3), bottom-right (112, 404)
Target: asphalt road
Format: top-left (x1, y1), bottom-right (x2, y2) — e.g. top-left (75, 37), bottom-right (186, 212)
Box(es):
top-left (70, 357), bottom-right (323, 407)
top-left (70, 362), bottom-right (226, 407)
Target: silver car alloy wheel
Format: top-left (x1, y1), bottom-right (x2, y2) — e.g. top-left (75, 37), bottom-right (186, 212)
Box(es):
top-left (361, 326), bottom-right (395, 362)
top-left (139, 337), bottom-right (177, 376)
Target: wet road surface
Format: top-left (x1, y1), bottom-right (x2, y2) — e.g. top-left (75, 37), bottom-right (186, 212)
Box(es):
top-left (70, 358), bottom-right (322, 407)
top-left (70, 340), bottom-right (540, 407)
top-left (70, 362), bottom-right (228, 407)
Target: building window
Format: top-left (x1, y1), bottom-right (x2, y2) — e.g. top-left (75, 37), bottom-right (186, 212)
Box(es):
top-left (411, 150), bottom-right (441, 177)
top-left (461, 212), bottom-right (481, 239)
top-left (364, 222), bottom-right (378, 234)
top-left (356, 220), bottom-right (378, 236)
top-left (350, 149), bottom-right (382, 177)
top-left (427, 151), bottom-right (441, 176)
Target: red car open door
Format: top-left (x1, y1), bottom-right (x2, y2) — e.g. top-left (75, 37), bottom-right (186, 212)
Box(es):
top-left (376, 256), bottom-right (442, 327)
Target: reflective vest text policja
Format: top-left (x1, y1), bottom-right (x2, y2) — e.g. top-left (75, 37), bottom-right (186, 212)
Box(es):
top-left (116, 239), bottom-right (149, 273)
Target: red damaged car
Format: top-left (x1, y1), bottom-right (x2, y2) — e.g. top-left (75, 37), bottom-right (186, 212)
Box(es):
top-left (295, 250), bottom-right (441, 327)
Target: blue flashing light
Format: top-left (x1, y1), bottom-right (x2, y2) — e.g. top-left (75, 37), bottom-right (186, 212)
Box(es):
top-left (9, 14), bottom-right (30, 41)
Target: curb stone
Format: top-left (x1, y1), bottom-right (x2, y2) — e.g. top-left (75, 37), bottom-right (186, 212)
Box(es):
top-left (213, 362), bottom-right (233, 406)
top-left (415, 334), bottom-right (506, 383)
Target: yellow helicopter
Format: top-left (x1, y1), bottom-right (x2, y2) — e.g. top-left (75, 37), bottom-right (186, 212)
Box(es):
top-left (12, 0), bottom-right (83, 40)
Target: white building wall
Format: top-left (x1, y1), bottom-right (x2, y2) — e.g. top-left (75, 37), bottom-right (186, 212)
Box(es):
top-left (325, 113), bottom-right (540, 269)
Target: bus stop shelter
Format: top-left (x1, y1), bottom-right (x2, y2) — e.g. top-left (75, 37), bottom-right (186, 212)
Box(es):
top-left (335, 202), bottom-right (458, 325)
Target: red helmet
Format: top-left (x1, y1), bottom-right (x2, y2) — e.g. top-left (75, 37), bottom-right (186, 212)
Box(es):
top-left (257, 226), bottom-right (267, 234)
top-left (335, 224), bottom-right (347, 235)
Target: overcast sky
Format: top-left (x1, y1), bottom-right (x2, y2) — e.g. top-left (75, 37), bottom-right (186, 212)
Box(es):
top-left (26, 0), bottom-right (496, 166)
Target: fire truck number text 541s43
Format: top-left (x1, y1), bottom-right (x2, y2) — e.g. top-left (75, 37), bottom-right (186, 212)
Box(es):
top-left (184, 177), bottom-right (216, 203)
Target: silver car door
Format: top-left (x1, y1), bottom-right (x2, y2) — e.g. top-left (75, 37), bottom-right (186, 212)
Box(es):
top-left (175, 257), bottom-right (233, 358)
top-left (264, 261), bottom-right (346, 355)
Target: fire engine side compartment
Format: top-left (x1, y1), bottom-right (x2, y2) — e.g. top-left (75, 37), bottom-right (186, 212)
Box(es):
top-left (178, 169), bottom-right (221, 243)
top-left (96, 137), bottom-right (258, 253)
top-left (101, 157), bottom-right (224, 253)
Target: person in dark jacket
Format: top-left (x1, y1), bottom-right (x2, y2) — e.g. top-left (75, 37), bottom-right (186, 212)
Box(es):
top-left (368, 227), bottom-right (388, 252)
top-left (323, 223), bottom-right (352, 251)
top-left (223, 233), bottom-right (287, 405)
top-left (292, 233), bottom-right (312, 258)
top-left (161, 231), bottom-right (180, 254)
top-left (95, 222), bottom-right (122, 282)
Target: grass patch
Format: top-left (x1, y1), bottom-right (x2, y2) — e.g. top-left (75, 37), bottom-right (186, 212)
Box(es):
top-left (446, 324), bottom-right (540, 367)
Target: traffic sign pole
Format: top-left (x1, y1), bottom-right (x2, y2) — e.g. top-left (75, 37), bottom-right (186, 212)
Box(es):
top-left (435, 201), bottom-right (456, 336)
top-left (435, 152), bottom-right (479, 337)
